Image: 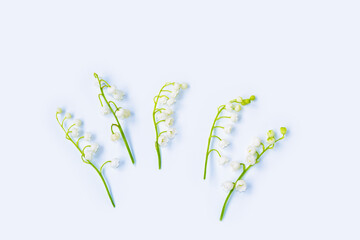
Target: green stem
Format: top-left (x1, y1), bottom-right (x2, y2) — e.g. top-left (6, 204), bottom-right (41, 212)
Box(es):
top-left (203, 105), bottom-right (225, 180)
top-left (219, 136), bottom-right (285, 220)
top-left (88, 161), bottom-right (115, 208)
top-left (220, 166), bottom-right (250, 221)
top-left (99, 85), bottom-right (135, 165)
top-left (153, 82), bottom-right (174, 170)
top-left (56, 113), bottom-right (115, 207)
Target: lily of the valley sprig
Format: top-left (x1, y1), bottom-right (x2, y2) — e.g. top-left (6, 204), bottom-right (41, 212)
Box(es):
top-left (94, 73), bottom-right (135, 165)
top-left (153, 82), bottom-right (188, 169)
top-left (219, 127), bottom-right (287, 220)
top-left (56, 108), bottom-right (119, 207)
top-left (203, 95), bottom-right (256, 180)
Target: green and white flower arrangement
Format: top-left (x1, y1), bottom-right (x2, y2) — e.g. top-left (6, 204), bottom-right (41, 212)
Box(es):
top-left (203, 95), bottom-right (256, 180)
top-left (56, 108), bottom-right (118, 207)
top-left (152, 82), bottom-right (188, 169)
top-left (94, 73), bottom-right (135, 165)
top-left (219, 127), bottom-right (288, 220)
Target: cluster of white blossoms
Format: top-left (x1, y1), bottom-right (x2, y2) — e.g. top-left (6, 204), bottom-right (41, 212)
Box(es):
top-left (222, 179), bottom-right (247, 192)
top-left (56, 108), bottom-right (100, 161)
top-left (154, 82), bottom-right (188, 147)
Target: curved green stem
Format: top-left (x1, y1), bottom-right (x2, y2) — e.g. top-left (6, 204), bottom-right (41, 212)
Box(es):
top-left (152, 82), bottom-right (174, 170)
top-left (88, 160), bottom-right (115, 208)
top-left (219, 136), bottom-right (285, 220)
top-left (203, 105), bottom-right (225, 180)
top-left (99, 82), bottom-right (135, 165)
top-left (56, 113), bottom-right (115, 207)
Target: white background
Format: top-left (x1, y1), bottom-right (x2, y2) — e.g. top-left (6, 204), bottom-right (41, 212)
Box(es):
top-left (1, 0), bottom-right (359, 239)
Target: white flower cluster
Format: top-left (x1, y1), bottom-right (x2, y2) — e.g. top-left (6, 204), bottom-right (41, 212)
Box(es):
top-left (155, 82), bottom-right (187, 147)
top-left (222, 179), bottom-right (247, 192)
top-left (245, 137), bottom-right (261, 166)
top-left (107, 85), bottom-right (125, 101)
top-left (58, 109), bottom-right (100, 161)
top-left (215, 100), bottom-right (241, 167)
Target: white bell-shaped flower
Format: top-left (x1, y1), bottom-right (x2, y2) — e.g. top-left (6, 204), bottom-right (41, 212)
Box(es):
top-left (166, 97), bottom-right (176, 106)
top-left (158, 135), bottom-right (169, 147)
top-left (113, 89), bottom-right (124, 101)
top-left (84, 132), bottom-right (92, 141)
top-left (218, 139), bottom-right (230, 149)
top-left (230, 113), bottom-right (238, 122)
top-left (90, 143), bottom-right (99, 153)
top-left (246, 154), bottom-right (256, 166)
top-left (71, 128), bottom-right (80, 138)
top-left (224, 124), bottom-right (233, 134)
top-left (111, 132), bottom-right (120, 141)
top-left (158, 96), bottom-right (168, 104)
top-left (235, 180), bottom-right (247, 192)
top-left (230, 161), bottom-right (241, 171)
top-left (65, 113), bottom-right (72, 119)
top-left (167, 128), bottom-right (176, 139)
top-left (252, 137), bottom-right (261, 147)
top-left (165, 117), bottom-right (174, 127)
top-left (156, 112), bottom-right (168, 121)
top-left (110, 158), bottom-right (120, 168)
top-left (100, 105), bottom-right (110, 115)
top-left (74, 119), bottom-right (82, 127)
top-left (217, 156), bottom-right (229, 166)
top-left (225, 102), bottom-right (233, 111)
top-left (180, 83), bottom-right (188, 89)
top-left (107, 86), bottom-right (116, 95)
top-left (173, 82), bottom-right (181, 91)
top-left (222, 181), bottom-right (234, 191)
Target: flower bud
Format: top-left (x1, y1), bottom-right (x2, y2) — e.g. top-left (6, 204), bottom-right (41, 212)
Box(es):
top-left (267, 130), bottom-right (275, 138)
top-left (280, 127), bottom-right (287, 135)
